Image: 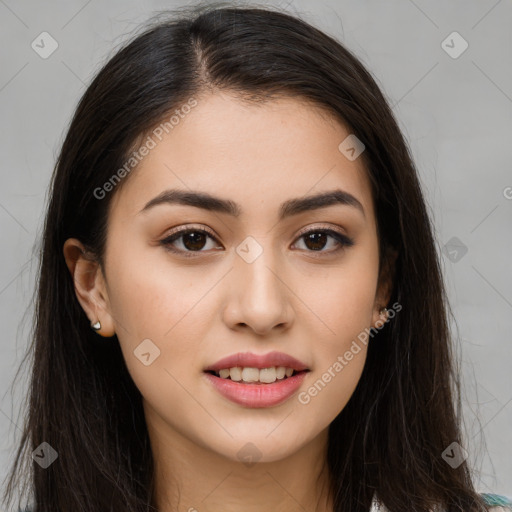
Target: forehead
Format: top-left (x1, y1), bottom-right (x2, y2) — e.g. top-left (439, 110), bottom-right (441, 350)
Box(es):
top-left (109, 91), bottom-right (374, 223)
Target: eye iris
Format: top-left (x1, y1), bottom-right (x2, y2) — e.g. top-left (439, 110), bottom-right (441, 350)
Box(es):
top-left (304, 232), bottom-right (328, 251)
top-left (183, 232), bottom-right (207, 251)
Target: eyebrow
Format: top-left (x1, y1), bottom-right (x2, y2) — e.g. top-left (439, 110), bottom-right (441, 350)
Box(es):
top-left (139, 188), bottom-right (365, 220)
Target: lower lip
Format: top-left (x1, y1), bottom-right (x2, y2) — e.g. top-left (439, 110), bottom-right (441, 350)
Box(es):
top-left (204, 371), bottom-right (308, 408)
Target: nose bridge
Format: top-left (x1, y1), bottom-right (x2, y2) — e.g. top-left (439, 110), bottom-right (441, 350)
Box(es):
top-left (236, 234), bottom-right (282, 298)
top-left (229, 234), bottom-right (290, 331)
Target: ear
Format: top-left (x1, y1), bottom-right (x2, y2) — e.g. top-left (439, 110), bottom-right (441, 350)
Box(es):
top-left (63, 238), bottom-right (116, 337)
top-left (372, 246), bottom-right (398, 328)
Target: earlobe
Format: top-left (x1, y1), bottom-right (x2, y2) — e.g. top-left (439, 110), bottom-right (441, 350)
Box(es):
top-left (63, 238), bottom-right (116, 337)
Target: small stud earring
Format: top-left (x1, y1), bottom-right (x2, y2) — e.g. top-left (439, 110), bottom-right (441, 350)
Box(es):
top-left (91, 320), bottom-right (101, 331)
top-left (379, 307), bottom-right (388, 317)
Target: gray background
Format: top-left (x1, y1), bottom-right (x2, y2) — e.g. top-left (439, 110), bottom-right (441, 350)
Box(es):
top-left (1, 0), bottom-right (511, 503)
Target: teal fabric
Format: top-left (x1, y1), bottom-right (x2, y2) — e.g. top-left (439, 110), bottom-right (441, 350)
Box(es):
top-left (482, 492), bottom-right (512, 507)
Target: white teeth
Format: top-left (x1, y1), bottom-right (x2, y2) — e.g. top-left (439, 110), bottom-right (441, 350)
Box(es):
top-left (241, 367), bottom-right (260, 382)
top-left (259, 367), bottom-right (276, 383)
top-left (219, 369), bottom-right (230, 379)
top-left (229, 366), bottom-right (242, 381)
top-left (215, 366), bottom-right (296, 383)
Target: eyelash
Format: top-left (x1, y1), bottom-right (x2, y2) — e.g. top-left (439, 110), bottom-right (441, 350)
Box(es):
top-left (159, 225), bottom-right (354, 259)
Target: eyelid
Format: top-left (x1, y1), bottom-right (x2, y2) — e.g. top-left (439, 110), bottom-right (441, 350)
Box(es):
top-left (159, 224), bottom-right (222, 259)
top-left (294, 222), bottom-right (348, 239)
top-left (163, 224), bottom-right (218, 240)
top-left (159, 222), bottom-right (353, 257)
top-left (163, 222), bottom-right (348, 240)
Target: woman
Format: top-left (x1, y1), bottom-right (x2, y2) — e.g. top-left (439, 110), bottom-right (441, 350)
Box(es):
top-left (3, 3), bottom-right (511, 511)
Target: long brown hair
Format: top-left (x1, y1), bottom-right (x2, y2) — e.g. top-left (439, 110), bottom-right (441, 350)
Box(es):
top-left (2, 3), bottom-right (488, 511)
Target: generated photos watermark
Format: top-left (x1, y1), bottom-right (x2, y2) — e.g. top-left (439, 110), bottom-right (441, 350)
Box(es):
top-left (93, 97), bottom-right (198, 200)
top-left (298, 301), bottom-right (402, 405)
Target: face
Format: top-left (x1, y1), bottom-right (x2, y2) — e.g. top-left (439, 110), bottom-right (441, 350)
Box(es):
top-left (66, 91), bottom-right (391, 464)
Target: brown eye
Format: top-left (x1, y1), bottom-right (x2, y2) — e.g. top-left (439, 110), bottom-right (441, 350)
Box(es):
top-left (160, 227), bottom-right (222, 256)
top-left (293, 229), bottom-right (354, 253)
top-left (159, 226), bottom-right (354, 258)
top-left (179, 231), bottom-right (208, 251)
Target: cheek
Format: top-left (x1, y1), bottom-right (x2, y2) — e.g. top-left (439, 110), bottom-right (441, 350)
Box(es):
top-left (298, 249), bottom-right (379, 339)
top-left (106, 258), bottom-right (213, 411)
top-left (295, 248), bottom-right (378, 420)
top-left (298, 346), bottom-right (367, 418)
top-left (103, 242), bottom-right (216, 384)
top-left (105, 240), bottom-right (205, 336)
top-left (297, 316), bottom-right (370, 431)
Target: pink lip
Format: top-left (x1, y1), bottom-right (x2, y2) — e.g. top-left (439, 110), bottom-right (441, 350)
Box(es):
top-left (203, 371), bottom-right (309, 408)
top-left (203, 351), bottom-right (309, 372)
top-left (203, 351), bottom-right (310, 408)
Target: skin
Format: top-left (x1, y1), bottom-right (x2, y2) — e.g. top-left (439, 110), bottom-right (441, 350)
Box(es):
top-left (64, 91), bottom-right (394, 512)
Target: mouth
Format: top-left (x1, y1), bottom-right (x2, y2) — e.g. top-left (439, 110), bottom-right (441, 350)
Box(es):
top-left (203, 367), bottom-right (310, 408)
top-left (202, 351), bottom-right (310, 407)
top-left (204, 366), bottom-right (309, 384)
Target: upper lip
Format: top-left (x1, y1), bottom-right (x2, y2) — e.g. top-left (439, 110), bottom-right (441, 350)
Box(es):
top-left (204, 351), bottom-right (309, 372)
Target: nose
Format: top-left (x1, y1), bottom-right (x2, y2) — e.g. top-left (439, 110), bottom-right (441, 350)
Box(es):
top-left (222, 243), bottom-right (293, 336)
